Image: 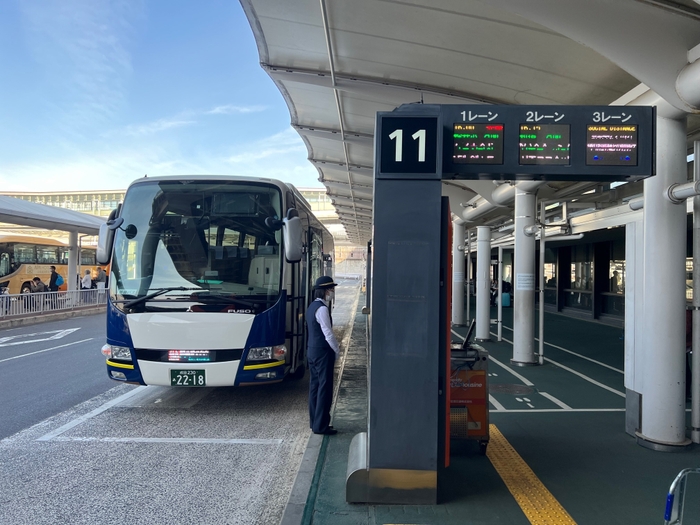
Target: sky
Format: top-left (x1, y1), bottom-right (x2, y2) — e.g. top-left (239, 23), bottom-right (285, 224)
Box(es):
top-left (0, 0), bottom-right (323, 192)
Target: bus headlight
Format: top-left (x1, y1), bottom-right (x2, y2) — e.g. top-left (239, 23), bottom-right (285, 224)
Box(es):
top-left (247, 345), bottom-right (287, 362)
top-left (103, 344), bottom-right (132, 361)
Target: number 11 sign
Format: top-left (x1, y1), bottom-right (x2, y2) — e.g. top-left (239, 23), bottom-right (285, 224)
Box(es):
top-left (378, 115), bottom-right (440, 178)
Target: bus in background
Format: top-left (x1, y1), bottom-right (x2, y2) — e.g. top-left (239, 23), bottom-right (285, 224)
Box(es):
top-left (97, 176), bottom-right (334, 387)
top-left (0, 234), bottom-right (103, 294)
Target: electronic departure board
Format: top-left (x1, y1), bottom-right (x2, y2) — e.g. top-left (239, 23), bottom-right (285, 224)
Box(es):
top-left (586, 125), bottom-right (638, 166)
top-left (519, 124), bottom-right (570, 165)
top-left (376, 104), bottom-right (655, 182)
top-left (453, 123), bottom-right (504, 164)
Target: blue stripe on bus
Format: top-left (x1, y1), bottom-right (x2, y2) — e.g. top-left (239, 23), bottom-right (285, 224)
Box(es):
top-left (235, 291), bottom-right (287, 385)
top-left (105, 300), bottom-right (145, 384)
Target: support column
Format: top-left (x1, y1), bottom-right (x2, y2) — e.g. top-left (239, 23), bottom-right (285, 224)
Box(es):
top-left (67, 231), bottom-right (78, 292)
top-left (638, 115), bottom-right (689, 450)
top-left (452, 221), bottom-right (465, 326)
top-left (512, 187), bottom-right (537, 366)
top-left (475, 226), bottom-right (491, 341)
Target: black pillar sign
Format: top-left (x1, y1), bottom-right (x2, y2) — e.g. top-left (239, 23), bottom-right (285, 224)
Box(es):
top-left (378, 109), bottom-right (441, 179)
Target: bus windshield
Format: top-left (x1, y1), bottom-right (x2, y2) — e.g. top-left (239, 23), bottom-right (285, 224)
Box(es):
top-left (110, 180), bottom-right (283, 309)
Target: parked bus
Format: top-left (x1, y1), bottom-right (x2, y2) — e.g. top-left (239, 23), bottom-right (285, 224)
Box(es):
top-left (98, 176), bottom-right (334, 387)
top-left (0, 234), bottom-right (102, 294)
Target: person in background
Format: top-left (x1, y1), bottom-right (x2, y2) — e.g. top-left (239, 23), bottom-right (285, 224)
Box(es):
top-left (81, 269), bottom-right (92, 290)
top-left (30, 277), bottom-right (46, 293)
top-left (305, 276), bottom-right (340, 436)
top-left (48, 266), bottom-right (59, 292)
top-left (96, 267), bottom-right (106, 290)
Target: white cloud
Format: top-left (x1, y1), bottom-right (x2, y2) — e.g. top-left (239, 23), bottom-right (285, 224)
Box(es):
top-left (20, 0), bottom-right (144, 131)
top-left (225, 128), bottom-right (308, 163)
top-left (124, 118), bottom-right (196, 137)
top-left (207, 104), bottom-right (267, 115)
top-left (0, 127), bottom-right (324, 192)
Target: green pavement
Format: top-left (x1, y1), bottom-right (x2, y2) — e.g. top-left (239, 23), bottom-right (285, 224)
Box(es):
top-left (301, 300), bottom-right (700, 525)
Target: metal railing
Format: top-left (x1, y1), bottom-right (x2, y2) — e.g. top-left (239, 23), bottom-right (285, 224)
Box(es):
top-left (664, 468), bottom-right (700, 524)
top-left (0, 289), bottom-right (107, 319)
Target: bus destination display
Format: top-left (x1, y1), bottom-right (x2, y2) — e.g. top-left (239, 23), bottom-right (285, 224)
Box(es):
top-left (453, 123), bottom-right (504, 164)
top-left (586, 125), bottom-right (638, 166)
top-left (519, 124), bottom-right (570, 165)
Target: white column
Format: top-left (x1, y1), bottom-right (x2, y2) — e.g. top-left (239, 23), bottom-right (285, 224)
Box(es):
top-left (693, 140), bottom-right (700, 444)
top-left (452, 221), bottom-right (465, 326)
top-left (67, 231), bottom-right (78, 292)
top-left (475, 226), bottom-right (491, 341)
top-left (638, 115), bottom-right (689, 448)
top-left (512, 187), bottom-right (537, 365)
top-left (466, 233), bottom-right (471, 322)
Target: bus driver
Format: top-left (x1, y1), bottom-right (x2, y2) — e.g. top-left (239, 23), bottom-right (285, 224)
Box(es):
top-left (306, 276), bottom-right (340, 436)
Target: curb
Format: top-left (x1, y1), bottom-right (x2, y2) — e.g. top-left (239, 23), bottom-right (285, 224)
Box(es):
top-left (279, 433), bottom-right (325, 525)
top-left (0, 306), bottom-right (106, 330)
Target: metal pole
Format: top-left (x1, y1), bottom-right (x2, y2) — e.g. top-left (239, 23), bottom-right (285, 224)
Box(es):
top-left (639, 115), bottom-right (688, 448)
top-left (68, 231), bottom-right (79, 292)
top-left (466, 232), bottom-right (471, 323)
top-left (539, 200), bottom-right (546, 365)
top-left (497, 246), bottom-right (503, 342)
top-left (475, 226), bottom-right (491, 341)
top-left (452, 221), bottom-right (465, 326)
top-left (512, 186), bottom-right (537, 365)
top-left (693, 140), bottom-right (700, 444)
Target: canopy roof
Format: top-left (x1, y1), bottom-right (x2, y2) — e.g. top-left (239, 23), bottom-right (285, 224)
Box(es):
top-left (241, 0), bottom-right (700, 244)
top-left (0, 196), bottom-right (105, 235)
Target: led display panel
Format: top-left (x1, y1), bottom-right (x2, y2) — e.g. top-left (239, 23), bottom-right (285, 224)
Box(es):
top-left (586, 125), bottom-right (638, 166)
top-left (452, 123), bottom-right (504, 164)
top-left (519, 124), bottom-right (570, 165)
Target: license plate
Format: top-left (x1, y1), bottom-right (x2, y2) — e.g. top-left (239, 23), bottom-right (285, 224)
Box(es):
top-left (170, 369), bottom-right (206, 387)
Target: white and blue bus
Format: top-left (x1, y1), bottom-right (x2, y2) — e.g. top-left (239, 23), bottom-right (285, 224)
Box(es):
top-left (97, 176), bottom-right (334, 387)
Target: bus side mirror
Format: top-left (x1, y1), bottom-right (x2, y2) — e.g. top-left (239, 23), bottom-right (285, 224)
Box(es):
top-left (283, 208), bottom-right (303, 263)
top-left (97, 222), bottom-right (115, 265)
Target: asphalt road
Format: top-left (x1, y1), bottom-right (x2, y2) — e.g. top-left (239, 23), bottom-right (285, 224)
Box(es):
top-left (0, 282), bottom-right (361, 525)
top-left (0, 313), bottom-right (112, 440)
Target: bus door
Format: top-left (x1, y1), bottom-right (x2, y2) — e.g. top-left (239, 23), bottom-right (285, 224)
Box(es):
top-left (286, 229), bottom-right (308, 371)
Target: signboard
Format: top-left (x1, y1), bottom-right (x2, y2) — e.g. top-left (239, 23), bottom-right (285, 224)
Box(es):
top-left (377, 105), bottom-right (655, 182)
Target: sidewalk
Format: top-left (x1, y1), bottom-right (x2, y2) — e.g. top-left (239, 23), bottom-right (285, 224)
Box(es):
top-left (288, 300), bottom-right (700, 525)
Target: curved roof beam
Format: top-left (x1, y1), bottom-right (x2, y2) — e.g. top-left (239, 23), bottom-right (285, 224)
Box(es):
top-left (485, 0), bottom-right (700, 112)
top-left (263, 64), bottom-right (503, 105)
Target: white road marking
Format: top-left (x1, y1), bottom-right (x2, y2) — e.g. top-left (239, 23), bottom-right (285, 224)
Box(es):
top-left (37, 387), bottom-right (147, 441)
top-left (0, 328), bottom-right (81, 347)
top-left (539, 391), bottom-right (573, 410)
top-left (487, 353), bottom-right (535, 387)
top-left (0, 338), bottom-right (93, 364)
top-left (492, 408), bottom-right (625, 413)
top-left (544, 356), bottom-right (626, 398)
top-left (492, 333), bottom-right (626, 398)
top-left (500, 324), bottom-right (623, 374)
top-left (489, 394), bottom-right (506, 411)
top-left (51, 437), bottom-right (283, 445)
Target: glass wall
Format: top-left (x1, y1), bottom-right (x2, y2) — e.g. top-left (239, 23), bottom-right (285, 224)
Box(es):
top-left (564, 245), bottom-right (593, 311)
top-left (544, 247), bottom-right (557, 305)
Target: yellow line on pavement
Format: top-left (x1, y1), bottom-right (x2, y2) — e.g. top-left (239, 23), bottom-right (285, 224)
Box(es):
top-left (487, 424), bottom-right (576, 524)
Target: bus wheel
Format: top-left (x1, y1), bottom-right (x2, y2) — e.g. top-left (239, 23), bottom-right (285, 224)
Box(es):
top-left (288, 363), bottom-right (306, 380)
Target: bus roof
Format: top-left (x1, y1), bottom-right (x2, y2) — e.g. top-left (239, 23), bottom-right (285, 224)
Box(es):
top-left (125, 175), bottom-right (294, 192)
top-left (0, 233), bottom-right (68, 246)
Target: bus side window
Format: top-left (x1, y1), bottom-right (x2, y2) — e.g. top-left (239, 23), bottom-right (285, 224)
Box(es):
top-left (0, 253), bottom-right (9, 277)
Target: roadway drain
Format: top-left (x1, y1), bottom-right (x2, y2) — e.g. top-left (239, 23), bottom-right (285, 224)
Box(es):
top-left (489, 384), bottom-right (536, 395)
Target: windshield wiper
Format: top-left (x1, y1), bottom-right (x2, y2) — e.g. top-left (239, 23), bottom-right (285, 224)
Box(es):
top-left (190, 294), bottom-right (271, 308)
top-left (118, 287), bottom-right (201, 309)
